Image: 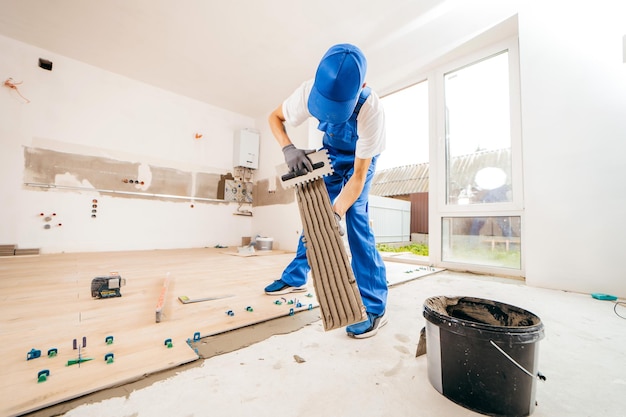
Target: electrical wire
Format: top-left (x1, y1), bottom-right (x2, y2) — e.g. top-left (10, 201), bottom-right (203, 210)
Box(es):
top-left (3, 78), bottom-right (30, 103)
top-left (614, 301), bottom-right (626, 319)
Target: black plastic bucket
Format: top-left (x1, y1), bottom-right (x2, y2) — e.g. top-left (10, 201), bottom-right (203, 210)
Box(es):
top-left (423, 296), bottom-right (544, 417)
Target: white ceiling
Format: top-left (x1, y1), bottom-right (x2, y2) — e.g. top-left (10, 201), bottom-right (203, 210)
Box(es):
top-left (0, 0), bottom-right (519, 118)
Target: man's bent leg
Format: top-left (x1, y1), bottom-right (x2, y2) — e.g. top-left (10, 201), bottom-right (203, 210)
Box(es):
top-left (345, 201), bottom-right (388, 315)
top-left (264, 233), bottom-right (309, 295)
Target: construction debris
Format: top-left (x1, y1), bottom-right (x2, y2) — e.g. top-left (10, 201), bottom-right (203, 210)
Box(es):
top-left (415, 326), bottom-right (427, 357)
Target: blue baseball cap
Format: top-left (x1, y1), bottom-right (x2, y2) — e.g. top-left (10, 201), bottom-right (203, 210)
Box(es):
top-left (308, 44), bottom-right (367, 124)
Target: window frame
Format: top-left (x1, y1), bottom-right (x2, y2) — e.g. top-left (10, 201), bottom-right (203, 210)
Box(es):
top-left (429, 37), bottom-right (525, 276)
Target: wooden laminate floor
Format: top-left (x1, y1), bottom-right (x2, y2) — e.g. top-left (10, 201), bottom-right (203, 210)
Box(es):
top-left (0, 248), bottom-right (310, 417)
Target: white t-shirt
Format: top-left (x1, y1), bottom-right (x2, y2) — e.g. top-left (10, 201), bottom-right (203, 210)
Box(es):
top-left (282, 79), bottom-right (386, 160)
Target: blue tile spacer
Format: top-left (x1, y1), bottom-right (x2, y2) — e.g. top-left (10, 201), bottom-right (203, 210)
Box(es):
top-left (289, 308), bottom-right (294, 316)
top-left (193, 332), bottom-right (201, 341)
top-left (37, 369), bottom-right (50, 383)
top-left (27, 348), bottom-right (41, 361)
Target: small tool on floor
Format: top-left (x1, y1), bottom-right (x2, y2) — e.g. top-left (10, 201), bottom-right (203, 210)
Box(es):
top-left (155, 273), bottom-right (170, 323)
top-left (67, 341), bottom-right (92, 367)
top-left (73, 337), bottom-right (87, 350)
top-left (178, 294), bottom-right (234, 304)
top-left (591, 292), bottom-right (618, 301)
top-left (91, 274), bottom-right (126, 299)
top-left (237, 245), bottom-right (255, 255)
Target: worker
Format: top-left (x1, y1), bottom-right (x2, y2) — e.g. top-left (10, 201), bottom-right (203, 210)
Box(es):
top-left (264, 43), bottom-right (388, 338)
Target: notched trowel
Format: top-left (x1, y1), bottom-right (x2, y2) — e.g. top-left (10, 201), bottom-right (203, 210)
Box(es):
top-left (277, 150), bottom-right (334, 188)
top-left (277, 148), bottom-right (367, 331)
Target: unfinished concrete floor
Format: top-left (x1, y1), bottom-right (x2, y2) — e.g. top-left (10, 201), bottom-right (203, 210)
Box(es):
top-left (44, 268), bottom-right (625, 417)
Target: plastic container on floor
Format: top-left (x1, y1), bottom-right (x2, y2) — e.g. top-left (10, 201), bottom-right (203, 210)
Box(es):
top-left (255, 237), bottom-right (273, 251)
top-left (423, 296), bottom-right (545, 417)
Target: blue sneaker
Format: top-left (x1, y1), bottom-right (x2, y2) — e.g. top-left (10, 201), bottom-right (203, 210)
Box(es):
top-left (346, 312), bottom-right (388, 339)
top-left (264, 279), bottom-right (307, 295)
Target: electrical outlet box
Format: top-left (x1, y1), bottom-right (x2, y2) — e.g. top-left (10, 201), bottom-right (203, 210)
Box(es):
top-left (233, 129), bottom-right (259, 169)
top-left (223, 180), bottom-right (253, 203)
top-left (38, 58), bottom-right (53, 71)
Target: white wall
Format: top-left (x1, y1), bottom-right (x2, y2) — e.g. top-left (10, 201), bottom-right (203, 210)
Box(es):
top-left (518, 1), bottom-right (626, 296)
top-left (0, 34), bottom-right (255, 253)
top-left (250, 114), bottom-right (310, 252)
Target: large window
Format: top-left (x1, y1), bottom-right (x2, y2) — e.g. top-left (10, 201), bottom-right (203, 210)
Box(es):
top-left (378, 81), bottom-right (429, 170)
top-left (437, 42), bottom-right (523, 272)
top-left (445, 51), bottom-right (512, 205)
top-left (442, 216), bottom-right (521, 269)
top-left (373, 38), bottom-right (522, 274)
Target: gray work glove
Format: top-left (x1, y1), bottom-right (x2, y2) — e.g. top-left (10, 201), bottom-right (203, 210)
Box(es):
top-left (334, 212), bottom-right (345, 236)
top-left (282, 144), bottom-right (314, 173)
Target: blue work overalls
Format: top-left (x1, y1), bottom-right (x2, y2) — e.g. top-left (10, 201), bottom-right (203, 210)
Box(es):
top-left (280, 87), bottom-right (388, 316)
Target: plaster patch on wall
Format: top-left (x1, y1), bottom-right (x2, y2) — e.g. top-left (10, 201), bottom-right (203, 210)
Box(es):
top-left (136, 163), bottom-right (152, 191)
top-left (23, 146), bottom-right (223, 202)
top-left (196, 172), bottom-right (221, 200)
top-left (24, 147), bottom-right (140, 189)
top-left (268, 175), bottom-right (277, 192)
top-left (146, 166), bottom-right (192, 198)
top-left (54, 172), bottom-right (95, 189)
top-left (253, 177), bottom-right (295, 207)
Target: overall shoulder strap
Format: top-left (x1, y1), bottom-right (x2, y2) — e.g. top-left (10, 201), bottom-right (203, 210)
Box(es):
top-left (353, 86), bottom-right (371, 117)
